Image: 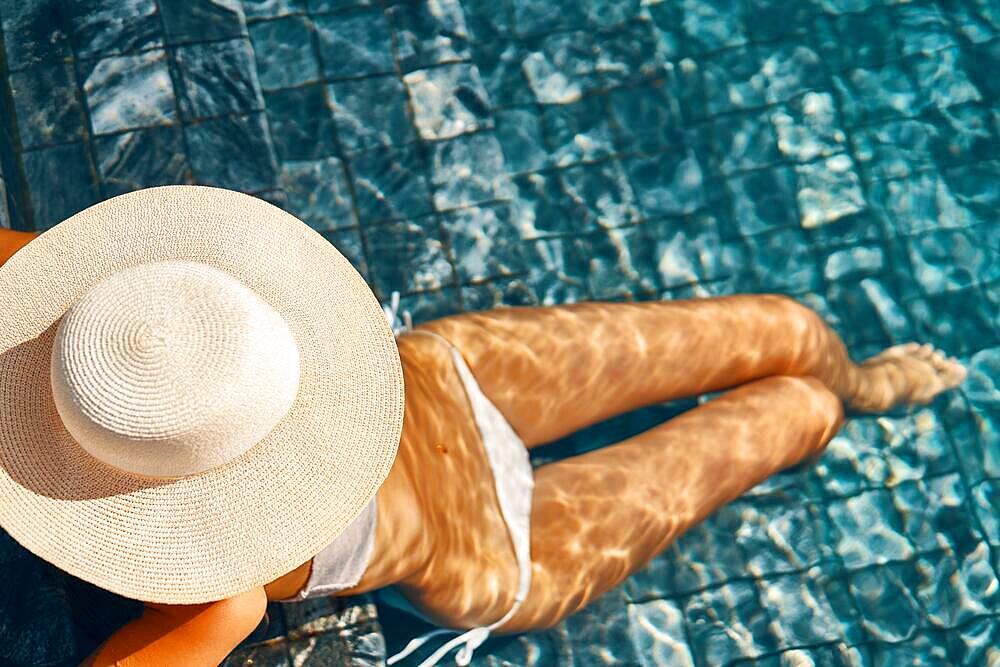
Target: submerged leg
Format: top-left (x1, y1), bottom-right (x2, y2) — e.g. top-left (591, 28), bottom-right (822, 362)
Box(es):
top-left (499, 375), bottom-right (844, 632)
top-left (413, 295), bottom-right (965, 447)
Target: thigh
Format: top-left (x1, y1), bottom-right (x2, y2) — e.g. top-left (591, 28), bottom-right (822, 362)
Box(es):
top-left (498, 375), bottom-right (844, 632)
top-left (412, 294), bottom-right (824, 448)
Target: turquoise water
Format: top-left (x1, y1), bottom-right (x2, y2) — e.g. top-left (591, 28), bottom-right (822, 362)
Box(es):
top-left (0, 0), bottom-right (998, 665)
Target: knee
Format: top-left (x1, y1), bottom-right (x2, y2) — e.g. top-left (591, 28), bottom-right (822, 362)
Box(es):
top-left (777, 375), bottom-right (845, 442)
top-left (212, 586), bottom-right (268, 639)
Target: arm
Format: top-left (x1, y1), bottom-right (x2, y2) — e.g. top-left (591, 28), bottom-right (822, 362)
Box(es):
top-left (0, 228), bottom-right (37, 266)
top-left (80, 586), bottom-right (267, 667)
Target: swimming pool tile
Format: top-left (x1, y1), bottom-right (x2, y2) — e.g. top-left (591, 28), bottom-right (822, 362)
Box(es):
top-left (626, 599), bottom-right (695, 667)
top-left (723, 168), bottom-right (798, 236)
top-left (626, 149), bottom-right (707, 219)
top-left (847, 561), bottom-right (925, 643)
top-left (595, 17), bottom-right (672, 90)
top-left (905, 226), bottom-right (995, 295)
top-left (263, 84), bottom-right (337, 161)
top-left (944, 1), bottom-right (1000, 44)
top-left (511, 171), bottom-right (587, 239)
top-left (0, 174), bottom-right (8, 229)
top-left (607, 81), bottom-right (683, 155)
top-left (813, 6), bottom-right (899, 72)
top-left (279, 157), bottom-right (355, 231)
top-left (734, 498), bottom-right (821, 577)
top-left (940, 159), bottom-right (1000, 220)
top-left (681, 581), bottom-right (777, 664)
top-left (386, 0), bottom-right (470, 72)
top-left (439, 203), bottom-right (526, 283)
top-left (558, 160), bottom-right (641, 229)
top-left (794, 155), bottom-right (866, 229)
top-left (22, 143), bottom-right (99, 231)
top-left (460, 275), bottom-right (538, 310)
top-left (184, 112), bottom-right (278, 191)
top-left (760, 43), bottom-right (827, 106)
top-left (893, 1), bottom-right (957, 57)
top-left (945, 617), bottom-right (1000, 667)
top-left (577, 226), bottom-right (662, 299)
top-left (308, 0), bottom-right (374, 12)
top-left (747, 227), bottom-right (822, 292)
top-left (915, 542), bottom-right (997, 630)
top-left (9, 63), bottom-right (86, 149)
top-left (94, 125), bottom-right (191, 195)
top-left (520, 236), bottom-right (589, 304)
top-left (771, 92), bottom-right (847, 163)
top-left (243, 0), bottom-right (306, 19)
top-left (320, 227), bottom-right (368, 277)
top-left (173, 39), bottom-right (264, 120)
top-left (327, 75), bottom-right (415, 153)
top-left (670, 507), bottom-right (753, 595)
top-left (492, 108), bottom-right (548, 173)
top-left (349, 144), bottom-right (433, 223)
top-left (563, 588), bottom-right (642, 665)
top-left (866, 172), bottom-right (973, 236)
top-left (404, 64), bottom-right (492, 141)
top-left (248, 16), bottom-right (320, 90)
top-left (313, 9), bottom-right (395, 80)
top-left (510, 0), bottom-right (586, 38)
top-left (908, 287), bottom-right (1000, 357)
top-left (742, 0), bottom-right (813, 41)
top-left (468, 39), bottom-right (533, 108)
top-left (66, 0), bottom-right (163, 59)
top-left (756, 571), bottom-right (846, 647)
top-left (699, 46), bottom-right (766, 117)
top-left (78, 50), bottom-right (177, 136)
top-left (520, 31), bottom-right (601, 105)
top-left (365, 218), bottom-right (456, 295)
top-left (909, 47), bottom-right (983, 112)
top-left (832, 63), bottom-right (919, 127)
top-left (428, 131), bottom-right (512, 211)
top-left (0, 0), bottom-right (70, 72)
top-left (677, 0), bottom-right (747, 56)
top-left (539, 94), bottom-right (617, 167)
top-left (827, 489), bottom-right (915, 569)
top-left (865, 628), bottom-right (953, 665)
top-left (159, 0), bottom-right (246, 44)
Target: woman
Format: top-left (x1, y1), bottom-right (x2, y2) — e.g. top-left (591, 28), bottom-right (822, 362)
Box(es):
top-left (0, 191), bottom-right (965, 667)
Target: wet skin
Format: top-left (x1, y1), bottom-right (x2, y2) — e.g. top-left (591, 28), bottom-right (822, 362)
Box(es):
top-left (0, 229), bottom-right (966, 663)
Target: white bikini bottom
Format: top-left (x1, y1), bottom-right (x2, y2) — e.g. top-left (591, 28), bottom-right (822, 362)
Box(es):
top-left (282, 309), bottom-right (535, 667)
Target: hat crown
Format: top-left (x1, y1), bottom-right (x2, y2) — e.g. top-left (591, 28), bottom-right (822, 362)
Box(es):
top-left (50, 260), bottom-right (301, 478)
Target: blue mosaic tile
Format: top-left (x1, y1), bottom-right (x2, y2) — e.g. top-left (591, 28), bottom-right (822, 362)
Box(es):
top-left (243, 0), bottom-right (306, 19)
top-left (828, 489), bottom-right (914, 569)
top-left (279, 157), bottom-right (355, 231)
top-left (910, 47), bottom-right (983, 112)
top-left (576, 226), bottom-right (662, 299)
top-left (327, 75), bottom-right (415, 153)
top-left (709, 109), bottom-right (782, 174)
top-left (760, 43), bottom-right (827, 105)
top-left (510, 0), bottom-right (585, 38)
top-left (386, 0), bottom-right (470, 72)
top-left (493, 107), bottom-right (547, 173)
top-left (520, 31), bottom-right (601, 105)
top-left (468, 39), bottom-right (532, 108)
top-left (625, 600), bottom-right (695, 667)
top-left (349, 143), bottom-right (433, 223)
top-left (742, 0), bottom-right (813, 41)
top-left (249, 17), bottom-right (320, 90)
top-left (66, 0), bottom-right (163, 59)
top-left (915, 542), bottom-right (998, 630)
top-left (0, 0), bottom-right (70, 72)
top-left (320, 226), bottom-right (368, 277)
top-left (159, 0), bottom-right (246, 44)
top-left (756, 571), bottom-right (845, 647)
top-left (643, 3), bottom-right (685, 62)
top-left (184, 112), bottom-right (278, 191)
top-left (626, 149), bottom-right (707, 219)
top-left (404, 63), bottom-right (492, 141)
top-left (428, 131), bottom-right (512, 211)
top-left (892, 1), bottom-right (957, 57)
top-left (563, 588), bottom-right (642, 665)
top-left (733, 498), bottom-right (821, 577)
top-left (263, 84), bottom-right (337, 161)
top-left (847, 561), bottom-right (924, 643)
top-left (866, 628), bottom-right (953, 664)
top-left (9, 63), bottom-right (86, 149)
top-left (596, 17), bottom-right (671, 90)
top-left (681, 581), bottom-right (777, 663)
top-left (906, 226), bottom-right (996, 296)
top-left (22, 143), bottom-right (99, 231)
top-left (723, 167), bottom-right (798, 235)
top-left (813, 6), bottom-right (898, 72)
top-left (670, 506), bottom-right (752, 595)
top-left (173, 39), bottom-right (263, 120)
top-left (460, 276), bottom-right (538, 311)
top-left (520, 236), bottom-right (589, 304)
top-left (314, 9), bottom-right (395, 80)
top-left (794, 155), bottom-right (867, 229)
top-left (699, 46), bottom-right (766, 116)
top-left (77, 49), bottom-right (177, 136)
top-left (944, 0), bottom-right (1000, 44)
top-left (94, 125), bottom-right (191, 195)
top-left (540, 94), bottom-right (616, 167)
top-left (833, 63), bottom-right (919, 127)
top-left (607, 80), bottom-right (683, 155)
top-left (438, 203), bottom-right (525, 283)
top-left (558, 159), bottom-right (641, 230)
top-left (511, 170), bottom-right (586, 239)
top-left (866, 172), bottom-right (973, 236)
top-left (946, 617), bottom-right (1000, 667)
top-left (364, 218), bottom-right (456, 295)
top-left (908, 287), bottom-right (1000, 357)
top-left (677, 0), bottom-right (747, 55)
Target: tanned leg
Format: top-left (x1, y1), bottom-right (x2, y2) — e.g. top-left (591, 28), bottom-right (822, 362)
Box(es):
top-left (498, 375), bottom-right (843, 632)
top-left (414, 295), bottom-right (966, 447)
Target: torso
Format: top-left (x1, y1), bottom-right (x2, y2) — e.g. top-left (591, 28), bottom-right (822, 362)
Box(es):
top-left (264, 328), bottom-right (519, 627)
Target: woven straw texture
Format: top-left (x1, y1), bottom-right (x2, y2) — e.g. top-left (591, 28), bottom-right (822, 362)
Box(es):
top-left (0, 185), bottom-right (404, 604)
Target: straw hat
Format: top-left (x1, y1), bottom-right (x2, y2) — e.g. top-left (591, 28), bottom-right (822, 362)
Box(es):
top-left (0, 185), bottom-right (404, 604)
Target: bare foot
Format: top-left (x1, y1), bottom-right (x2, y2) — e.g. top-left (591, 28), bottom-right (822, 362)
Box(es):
top-left (847, 342), bottom-right (967, 413)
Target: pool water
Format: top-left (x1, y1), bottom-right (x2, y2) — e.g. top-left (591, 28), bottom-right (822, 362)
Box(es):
top-left (0, 0), bottom-right (998, 665)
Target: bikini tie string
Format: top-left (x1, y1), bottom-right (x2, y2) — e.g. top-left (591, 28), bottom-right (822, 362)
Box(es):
top-left (386, 626), bottom-right (490, 666)
top-left (382, 290), bottom-right (413, 337)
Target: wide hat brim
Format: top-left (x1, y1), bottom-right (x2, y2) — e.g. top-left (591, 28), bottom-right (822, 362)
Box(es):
top-left (0, 185), bottom-right (404, 604)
